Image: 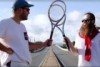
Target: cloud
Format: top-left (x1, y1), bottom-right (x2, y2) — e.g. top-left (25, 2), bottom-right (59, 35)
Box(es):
top-left (64, 11), bottom-right (83, 41)
top-left (33, 15), bottom-right (50, 26)
top-left (0, 7), bottom-right (13, 20)
top-left (95, 12), bottom-right (100, 27)
top-left (22, 11), bottom-right (100, 43)
top-left (0, 1), bottom-right (100, 44)
top-left (67, 10), bottom-right (82, 21)
top-left (22, 14), bottom-right (51, 42)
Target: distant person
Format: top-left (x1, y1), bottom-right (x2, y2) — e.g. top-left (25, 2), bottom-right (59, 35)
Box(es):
top-left (65, 12), bottom-right (100, 66)
top-left (0, 0), bottom-right (52, 67)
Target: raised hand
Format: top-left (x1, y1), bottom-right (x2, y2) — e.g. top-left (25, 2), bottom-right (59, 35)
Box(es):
top-left (45, 39), bottom-right (53, 47)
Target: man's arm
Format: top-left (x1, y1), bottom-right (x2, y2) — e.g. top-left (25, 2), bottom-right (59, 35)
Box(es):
top-left (0, 43), bottom-right (13, 54)
top-left (29, 39), bottom-right (52, 51)
top-left (29, 41), bottom-right (45, 51)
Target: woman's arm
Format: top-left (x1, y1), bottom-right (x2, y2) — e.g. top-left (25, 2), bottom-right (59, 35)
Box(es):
top-left (64, 37), bottom-right (78, 55)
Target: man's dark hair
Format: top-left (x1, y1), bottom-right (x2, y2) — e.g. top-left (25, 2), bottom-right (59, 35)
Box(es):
top-left (85, 12), bottom-right (95, 21)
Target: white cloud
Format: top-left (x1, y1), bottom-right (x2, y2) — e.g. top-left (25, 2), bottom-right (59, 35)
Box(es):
top-left (33, 15), bottom-right (50, 26)
top-left (0, 1), bottom-right (100, 45)
top-left (64, 11), bottom-right (82, 41)
top-left (67, 10), bottom-right (82, 21)
top-left (0, 8), bottom-right (12, 19)
top-left (22, 11), bottom-right (100, 43)
top-left (95, 12), bottom-right (100, 27)
top-left (22, 14), bottom-right (51, 42)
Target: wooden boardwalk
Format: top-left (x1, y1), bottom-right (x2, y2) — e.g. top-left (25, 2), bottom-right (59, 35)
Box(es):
top-left (41, 47), bottom-right (60, 67)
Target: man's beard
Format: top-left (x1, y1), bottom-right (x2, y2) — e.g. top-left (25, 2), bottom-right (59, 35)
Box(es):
top-left (20, 13), bottom-right (28, 20)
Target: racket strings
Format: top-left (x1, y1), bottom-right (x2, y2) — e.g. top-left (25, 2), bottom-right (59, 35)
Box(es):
top-left (48, 0), bottom-right (66, 39)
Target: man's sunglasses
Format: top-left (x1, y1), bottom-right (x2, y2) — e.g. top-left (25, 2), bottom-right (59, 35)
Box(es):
top-left (22, 7), bottom-right (30, 12)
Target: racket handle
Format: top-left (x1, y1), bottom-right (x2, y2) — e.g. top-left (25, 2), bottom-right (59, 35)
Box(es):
top-left (47, 41), bottom-right (51, 46)
top-left (50, 30), bottom-right (53, 39)
top-left (47, 31), bottom-right (53, 46)
top-left (47, 39), bottom-right (52, 46)
top-left (63, 35), bottom-right (70, 51)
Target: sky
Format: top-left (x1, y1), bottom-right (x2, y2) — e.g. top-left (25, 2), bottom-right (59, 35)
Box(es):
top-left (0, 0), bottom-right (100, 44)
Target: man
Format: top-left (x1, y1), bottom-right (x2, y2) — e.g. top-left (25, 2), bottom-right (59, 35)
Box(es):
top-left (0, 0), bottom-right (52, 67)
top-left (65, 12), bottom-right (100, 66)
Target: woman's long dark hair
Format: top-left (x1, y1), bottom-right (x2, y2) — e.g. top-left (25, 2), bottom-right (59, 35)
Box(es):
top-left (85, 12), bottom-right (96, 36)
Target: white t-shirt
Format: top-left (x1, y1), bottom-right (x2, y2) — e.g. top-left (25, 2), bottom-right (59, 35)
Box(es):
top-left (0, 18), bottom-right (32, 66)
top-left (75, 33), bottom-right (100, 67)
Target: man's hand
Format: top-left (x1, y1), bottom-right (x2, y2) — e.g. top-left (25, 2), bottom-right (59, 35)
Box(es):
top-left (6, 48), bottom-right (14, 54)
top-left (44, 39), bottom-right (52, 47)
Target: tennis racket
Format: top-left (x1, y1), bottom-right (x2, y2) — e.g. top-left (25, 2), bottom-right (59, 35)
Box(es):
top-left (48, 0), bottom-right (70, 50)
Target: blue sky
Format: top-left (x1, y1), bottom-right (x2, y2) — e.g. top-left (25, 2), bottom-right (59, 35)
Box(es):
top-left (0, 0), bottom-right (100, 44)
top-left (67, 1), bottom-right (100, 13)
